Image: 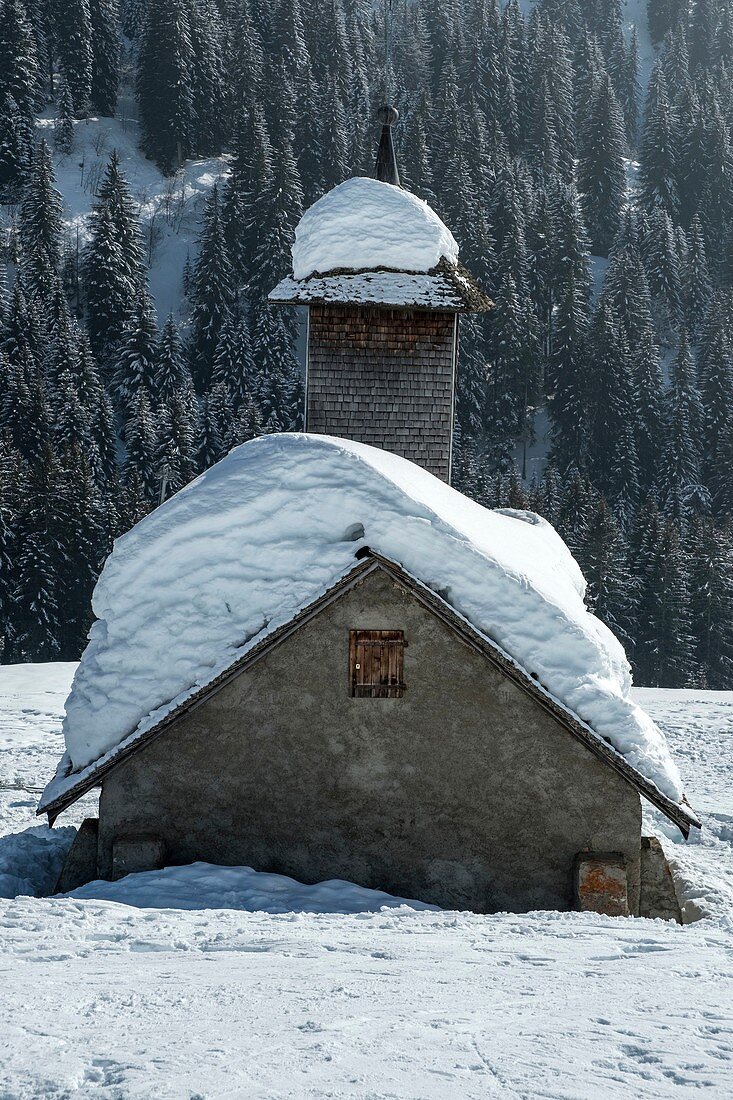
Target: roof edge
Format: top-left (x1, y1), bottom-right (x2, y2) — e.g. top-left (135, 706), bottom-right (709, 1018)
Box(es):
top-left (269, 258), bottom-right (493, 313)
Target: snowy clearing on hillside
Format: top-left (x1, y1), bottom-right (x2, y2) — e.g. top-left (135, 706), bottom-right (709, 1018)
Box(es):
top-left (1, 664), bottom-right (733, 1097)
top-left (30, 108), bottom-right (228, 322)
top-left (46, 435), bottom-right (686, 812)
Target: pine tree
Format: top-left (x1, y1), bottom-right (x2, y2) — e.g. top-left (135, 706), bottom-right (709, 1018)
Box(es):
top-left (95, 151), bottom-right (145, 287)
top-left (648, 0), bottom-right (686, 44)
top-left (619, 25), bottom-right (640, 146)
top-left (83, 153), bottom-right (144, 355)
top-left (76, 333), bottom-right (118, 484)
top-left (632, 326), bottom-right (664, 491)
top-left (12, 447), bottom-right (63, 660)
top-left (156, 388), bottom-right (198, 497)
top-left (54, 443), bottom-right (108, 655)
top-left (0, 0), bottom-right (39, 127)
top-left (89, 0), bottom-right (120, 116)
top-left (697, 293), bottom-right (733, 484)
top-left (549, 273), bottom-right (588, 471)
top-left (0, 442), bottom-right (18, 658)
top-left (53, 368), bottom-right (92, 453)
top-left (578, 73), bottom-right (627, 255)
top-left (136, 0), bottom-right (194, 172)
top-left (556, 469), bottom-right (597, 564)
top-left (700, 105), bottom-right (733, 263)
top-left (3, 356), bottom-right (51, 461)
top-left (124, 387), bottom-right (159, 501)
top-left (233, 392), bottom-right (264, 445)
top-left (637, 66), bottom-right (679, 219)
top-left (642, 517), bottom-right (696, 687)
top-left (585, 302), bottom-right (636, 489)
top-left (45, 293), bottom-right (79, 388)
top-left (602, 241), bottom-right (654, 347)
top-left (689, 0), bottom-right (718, 70)
top-left (19, 140), bottom-right (63, 293)
top-left (188, 0), bottom-right (227, 155)
top-left (0, 94), bottom-right (30, 196)
top-left (604, 353), bottom-right (642, 526)
top-left (583, 497), bottom-right (637, 645)
top-left (188, 184), bottom-right (235, 389)
top-left (658, 330), bottom-right (705, 521)
top-left (489, 270), bottom-right (540, 444)
top-left (120, 0), bottom-right (146, 40)
top-left (250, 305), bottom-right (302, 430)
top-left (247, 140), bottom-right (303, 310)
top-left (54, 79), bottom-right (75, 154)
top-left (111, 296), bottom-right (159, 413)
top-left (211, 308), bottom-right (255, 412)
top-left (688, 518), bottom-right (733, 689)
top-left (223, 103), bottom-right (273, 281)
top-left (83, 204), bottom-right (132, 356)
top-left (489, 163), bottom-right (530, 295)
top-left (155, 314), bottom-right (192, 405)
top-left (226, 0), bottom-right (264, 127)
top-left (644, 208), bottom-right (682, 335)
top-left (198, 381), bottom-right (234, 468)
top-left (56, 0), bottom-right (93, 114)
top-left (682, 215), bottom-right (712, 334)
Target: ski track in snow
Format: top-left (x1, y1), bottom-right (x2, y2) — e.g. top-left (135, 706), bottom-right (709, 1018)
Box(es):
top-left (0, 664), bottom-right (732, 1097)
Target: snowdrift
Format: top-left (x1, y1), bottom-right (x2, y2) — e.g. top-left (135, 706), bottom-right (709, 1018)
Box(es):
top-left (64, 861), bottom-right (438, 914)
top-left (43, 434), bottom-right (685, 809)
top-left (291, 177), bottom-right (459, 280)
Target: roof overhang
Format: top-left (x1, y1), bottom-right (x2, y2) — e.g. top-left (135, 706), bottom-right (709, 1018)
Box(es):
top-left (269, 258), bottom-right (493, 313)
top-left (39, 552), bottom-right (700, 837)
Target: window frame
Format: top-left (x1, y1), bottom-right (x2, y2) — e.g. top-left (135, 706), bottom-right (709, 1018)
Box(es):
top-left (349, 629), bottom-right (407, 699)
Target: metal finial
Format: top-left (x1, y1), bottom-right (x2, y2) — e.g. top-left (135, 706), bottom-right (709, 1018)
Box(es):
top-left (374, 105), bottom-right (400, 186)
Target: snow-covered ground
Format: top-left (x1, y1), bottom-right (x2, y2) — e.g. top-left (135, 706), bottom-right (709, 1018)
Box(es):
top-left (0, 663), bottom-right (732, 1097)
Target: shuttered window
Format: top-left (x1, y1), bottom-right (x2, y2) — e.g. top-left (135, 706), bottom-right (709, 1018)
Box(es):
top-left (349, 630), bottom-right (407, 698)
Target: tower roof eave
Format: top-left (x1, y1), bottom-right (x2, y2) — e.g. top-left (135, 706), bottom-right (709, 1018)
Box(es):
top-left (269, 259), bottom-right (493, 313)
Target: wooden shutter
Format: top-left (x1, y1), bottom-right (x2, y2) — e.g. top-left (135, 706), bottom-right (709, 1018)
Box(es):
top-left (349, 630), bottom-right (406, 698)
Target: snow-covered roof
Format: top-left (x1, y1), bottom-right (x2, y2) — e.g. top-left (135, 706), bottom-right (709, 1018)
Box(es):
top-left (291, 177), bottom-right (459, 281)
top-left (40, 435), bottom-right (694, 828)
top-left (269, 177), bottom-right (491, 311)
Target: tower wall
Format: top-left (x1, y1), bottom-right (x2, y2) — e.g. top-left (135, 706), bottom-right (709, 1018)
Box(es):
top-left (306, 304), bottom-right (457, 482)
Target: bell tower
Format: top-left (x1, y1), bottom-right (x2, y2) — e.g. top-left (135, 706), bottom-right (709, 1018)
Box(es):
top-left (269, 108), bottom-right (492, 483)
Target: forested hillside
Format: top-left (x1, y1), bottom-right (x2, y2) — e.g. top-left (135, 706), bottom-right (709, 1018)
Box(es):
top-left (0, 0), bottom-right (732, 689)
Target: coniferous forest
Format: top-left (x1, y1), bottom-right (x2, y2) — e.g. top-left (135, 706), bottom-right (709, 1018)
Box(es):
top-left (0, 0), bottom-right (732, 688)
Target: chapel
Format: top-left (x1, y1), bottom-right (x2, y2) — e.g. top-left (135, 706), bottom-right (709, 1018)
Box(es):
top-left (43, 110), bottom-right (699, 919)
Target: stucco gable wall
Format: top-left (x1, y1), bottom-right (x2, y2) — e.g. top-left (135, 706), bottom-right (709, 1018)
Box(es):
top-left (98, 568), bottom-right (641, 913)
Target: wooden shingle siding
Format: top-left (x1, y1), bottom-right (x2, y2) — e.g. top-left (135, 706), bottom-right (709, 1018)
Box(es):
top-left (307, 304), bottom-right (456, 482)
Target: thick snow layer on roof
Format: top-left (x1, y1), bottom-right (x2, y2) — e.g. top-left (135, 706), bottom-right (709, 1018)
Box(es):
top-left (270, 271), bottom-right (467, 309)
top-left (46, 435), bottom-right (685, 810)
top-left (291, 178), bottom-right (459, 280)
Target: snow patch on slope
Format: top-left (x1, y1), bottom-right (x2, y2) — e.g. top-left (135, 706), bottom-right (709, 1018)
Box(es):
top-left (48, 434), bottom-right (683, 807)
top-left (292, 177), bottom-right (459, 280)
top-left (37, 110), bottom-right (228, 321)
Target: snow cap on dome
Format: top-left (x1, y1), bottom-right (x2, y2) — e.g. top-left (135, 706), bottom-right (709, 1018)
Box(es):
top-left (291, 177), bottom-right (459, 281)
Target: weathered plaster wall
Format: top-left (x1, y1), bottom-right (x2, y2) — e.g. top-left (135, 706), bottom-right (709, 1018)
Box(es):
top-left (98, 568), bottom-right (642, 913)
top-left (306, 305), bottom-right (455, 482)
